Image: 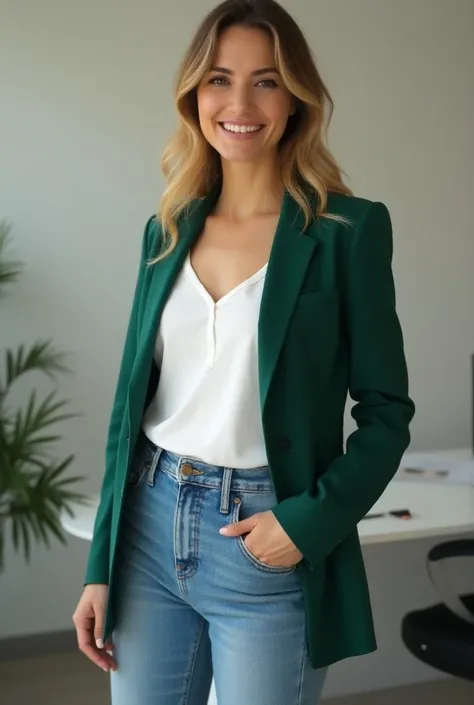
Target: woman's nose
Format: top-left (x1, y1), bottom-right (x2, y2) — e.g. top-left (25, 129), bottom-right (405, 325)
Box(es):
top-left (228, 84), bottom-right (253, 111)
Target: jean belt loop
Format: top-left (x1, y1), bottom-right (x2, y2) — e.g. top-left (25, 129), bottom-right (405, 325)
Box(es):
top-left (219, 467), bottom-right (234, 514)
top-left (147, 446), bottom-right (164, 487)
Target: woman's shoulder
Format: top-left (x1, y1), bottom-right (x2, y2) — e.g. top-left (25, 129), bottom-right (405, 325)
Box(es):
top-left (319, 191), bottom-right (392, 240)
top-left (325, 191), bottom-right (389, 222)
top-left (312, 191), bottom-right (393, 254)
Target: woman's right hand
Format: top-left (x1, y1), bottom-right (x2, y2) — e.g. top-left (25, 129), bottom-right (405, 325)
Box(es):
top-left (73, 584), bottom-right (117, 672)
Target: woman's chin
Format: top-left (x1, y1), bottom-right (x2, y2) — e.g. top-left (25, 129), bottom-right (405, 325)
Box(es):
top-left (214, 143), bottom-right (274, 165)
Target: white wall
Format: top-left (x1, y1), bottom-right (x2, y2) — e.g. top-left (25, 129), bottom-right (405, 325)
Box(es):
top-left (1, 0), bottom-right (473, 698)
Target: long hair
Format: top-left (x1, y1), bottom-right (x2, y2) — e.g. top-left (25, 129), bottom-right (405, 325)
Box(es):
top-left (152, 0), bottom-right (353, 264)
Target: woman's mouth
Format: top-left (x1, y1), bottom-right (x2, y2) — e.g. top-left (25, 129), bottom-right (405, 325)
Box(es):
top-left (218, 122), bottom-right (265, 139)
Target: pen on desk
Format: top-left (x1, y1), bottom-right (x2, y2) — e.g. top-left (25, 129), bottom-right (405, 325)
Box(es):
top-left (401, 467), bottom-right (449, 477)
top-left (363, 509), bottom-right (412, 520)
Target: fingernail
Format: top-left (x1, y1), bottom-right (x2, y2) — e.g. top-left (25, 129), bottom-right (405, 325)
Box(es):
top-left (219, 527), bottom-right (229, 534)
top-left (102, 666), bottom-right (109, 672)
top-left (96, 638), bottom-right (104, 649)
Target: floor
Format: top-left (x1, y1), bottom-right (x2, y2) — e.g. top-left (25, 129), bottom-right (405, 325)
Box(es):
top-left (0, 651), bottom-right (473, 705)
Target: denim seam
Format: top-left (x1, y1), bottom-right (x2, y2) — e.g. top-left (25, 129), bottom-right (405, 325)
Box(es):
top-left (295, 625), bottom-right (307, 705)
top-left (191, 488), bottom-right (204, 580)
top-left (174, 484), bottom-right (202, 588)
top-left (180, 617), bottom-right (208, 705)
top-left (173, 474), bottom-right (185, 596)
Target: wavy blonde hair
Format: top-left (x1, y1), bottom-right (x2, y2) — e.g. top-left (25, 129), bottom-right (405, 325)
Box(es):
top-left (151, 0), bottom-right (353, 264)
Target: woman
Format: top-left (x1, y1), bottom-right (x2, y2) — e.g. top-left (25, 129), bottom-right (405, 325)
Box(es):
top-left (73, 1), bottom-right (415, 703)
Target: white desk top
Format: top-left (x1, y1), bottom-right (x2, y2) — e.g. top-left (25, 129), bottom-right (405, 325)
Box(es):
top-left (61, 449), bottom-right (474, 545)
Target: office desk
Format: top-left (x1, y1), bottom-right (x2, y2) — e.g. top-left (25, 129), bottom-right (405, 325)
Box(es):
top-left (61, 449), bottom-right (474, 544)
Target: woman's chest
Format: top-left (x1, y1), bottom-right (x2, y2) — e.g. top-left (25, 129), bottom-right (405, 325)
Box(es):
top-left (188, 214), bottom-right (279, 303)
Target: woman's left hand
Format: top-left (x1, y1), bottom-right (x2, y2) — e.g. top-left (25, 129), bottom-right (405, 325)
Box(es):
top-left (219, 510), bottom-right (304, 568)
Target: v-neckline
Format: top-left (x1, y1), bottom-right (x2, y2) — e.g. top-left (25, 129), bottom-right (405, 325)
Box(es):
top-left (185, 251), bottom-right (268, 307)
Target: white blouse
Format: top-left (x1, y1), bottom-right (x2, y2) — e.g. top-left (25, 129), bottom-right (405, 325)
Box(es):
top-left (141, 251), bottom-right (269, 468)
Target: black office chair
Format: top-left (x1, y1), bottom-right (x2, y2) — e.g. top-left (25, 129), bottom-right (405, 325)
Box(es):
top-left (401, 538), bottom-right (474, 680)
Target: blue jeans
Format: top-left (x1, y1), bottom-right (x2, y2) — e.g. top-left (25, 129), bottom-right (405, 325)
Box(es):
top-left (110, 429), bottom-right (328, 705)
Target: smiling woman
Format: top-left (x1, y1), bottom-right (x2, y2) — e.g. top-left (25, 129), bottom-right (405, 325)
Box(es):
top-left (73, 1), bottom-right (415, 704)
top-left (156, 0), bottom-right (353, 260)
top-left (196, 28), bottom-right (295, 160)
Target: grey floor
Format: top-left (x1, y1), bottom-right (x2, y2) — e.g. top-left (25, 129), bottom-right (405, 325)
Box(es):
top-left (0, 651), bottom-right (473, 705)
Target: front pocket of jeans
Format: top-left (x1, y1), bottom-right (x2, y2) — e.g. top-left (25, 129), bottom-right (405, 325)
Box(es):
top-left (125, 432), bottom-right (155, 489)
top-left (126, 449), bottom-right (150, 488)
top-left (231, 496), bottom-right (296, 574)
top-left (127, 462), bottom-right (148, 488)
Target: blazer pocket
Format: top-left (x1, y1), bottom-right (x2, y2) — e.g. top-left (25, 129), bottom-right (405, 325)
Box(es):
top-left (296, 288), bottom-right (340, 307)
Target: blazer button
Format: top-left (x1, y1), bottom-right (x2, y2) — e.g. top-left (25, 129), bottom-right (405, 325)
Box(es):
top-left (276, 436), bottom-right (291, 452)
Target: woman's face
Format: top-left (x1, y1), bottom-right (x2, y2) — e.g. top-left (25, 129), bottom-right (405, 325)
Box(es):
top-left (196, 25), bottom-right (295, 165)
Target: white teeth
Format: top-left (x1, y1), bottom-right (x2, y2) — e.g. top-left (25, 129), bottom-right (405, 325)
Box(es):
top-left (222, 122), bottom-right (262, 133)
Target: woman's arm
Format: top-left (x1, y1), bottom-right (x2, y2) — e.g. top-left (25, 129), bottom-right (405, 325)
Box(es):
top-left (272, 202), bottom-right (416, 568)
top-left (84, 214), bottom-right (156, 585)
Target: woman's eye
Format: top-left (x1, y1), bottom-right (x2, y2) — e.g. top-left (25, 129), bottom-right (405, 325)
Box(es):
top-left (208, 77), bottom-right (277, 88)
top-left (257, 79), bottom-right (278, 88)
top-left (209, 76), bottom-right (228, 85)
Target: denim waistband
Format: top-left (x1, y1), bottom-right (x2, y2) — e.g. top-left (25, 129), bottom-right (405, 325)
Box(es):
top-left (138, 428), bottom-right (275, 496)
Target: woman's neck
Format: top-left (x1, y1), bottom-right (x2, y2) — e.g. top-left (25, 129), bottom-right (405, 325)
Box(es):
top-left (215, 158), bottom-right (284, 222)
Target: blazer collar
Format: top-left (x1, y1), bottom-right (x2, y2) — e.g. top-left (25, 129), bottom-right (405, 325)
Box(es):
top-left (135, 183), bottom-right (322, 417)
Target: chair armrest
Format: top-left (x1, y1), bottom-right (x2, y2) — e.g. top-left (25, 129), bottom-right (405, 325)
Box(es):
top-left (428, 539), bottom-right (474, 562)
top-left (426, 539), bottom-right (474, 625)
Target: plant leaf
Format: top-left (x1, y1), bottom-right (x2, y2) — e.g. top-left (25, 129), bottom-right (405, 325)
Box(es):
top-left (5, 341), bottom-right (73, 389)
top-left (0, 220), bottom-right (23, 297)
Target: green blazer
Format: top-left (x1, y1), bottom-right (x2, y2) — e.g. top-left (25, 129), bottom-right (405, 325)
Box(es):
top-left (84, 185), bottom-right (415, 669)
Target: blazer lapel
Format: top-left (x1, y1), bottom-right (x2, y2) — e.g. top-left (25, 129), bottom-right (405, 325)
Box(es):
top-left (258, 190), bottom-right (321, 415)
top-left (127, 187), bottom-right (221, 432)
top-left (140, 186), bottom-right (221, 357)
top-left (129, 185), bottom-right (322, 431)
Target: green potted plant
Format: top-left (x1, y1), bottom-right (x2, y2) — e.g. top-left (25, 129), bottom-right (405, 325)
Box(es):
top-left (0, 219), bottom-right (88, 570)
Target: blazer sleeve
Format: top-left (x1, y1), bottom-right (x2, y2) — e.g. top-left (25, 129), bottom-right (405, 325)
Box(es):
top-left (84, 215), bottom-right (156, 585)
top-left (271, 201), bottom-right (416, 569)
